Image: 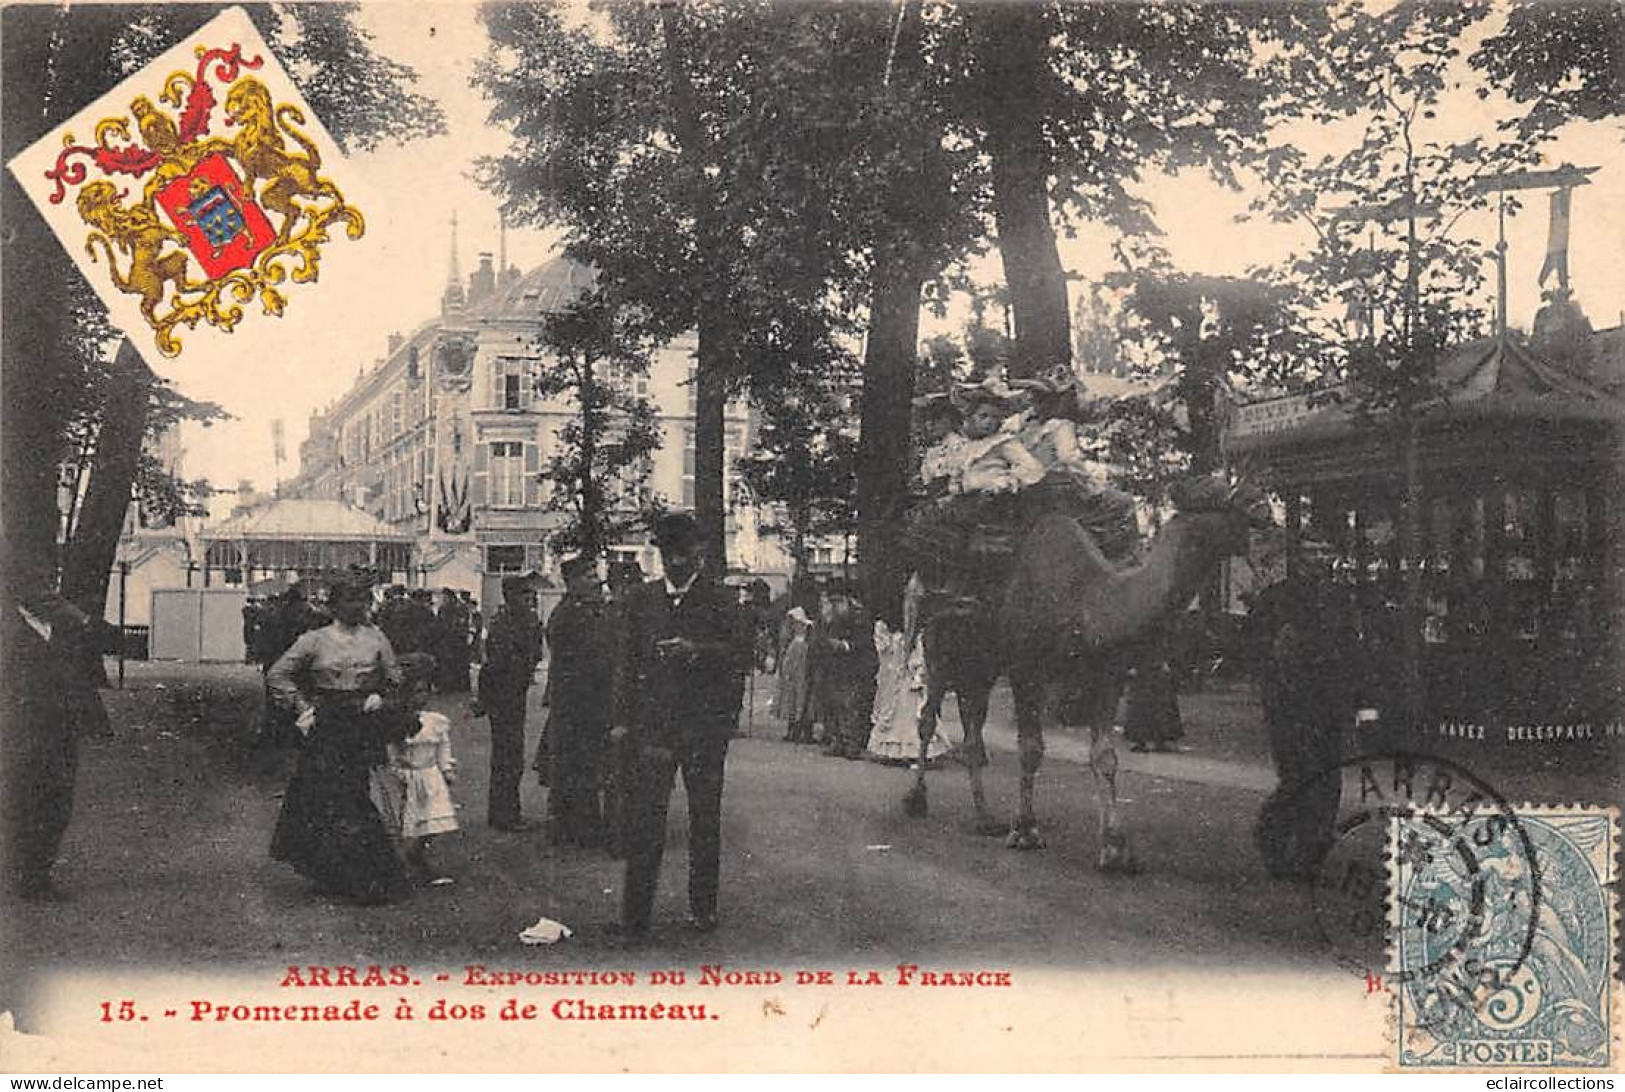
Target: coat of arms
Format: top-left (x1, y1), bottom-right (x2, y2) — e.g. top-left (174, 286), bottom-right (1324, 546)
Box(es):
top-left (26, 25), bottom-right (363, 358)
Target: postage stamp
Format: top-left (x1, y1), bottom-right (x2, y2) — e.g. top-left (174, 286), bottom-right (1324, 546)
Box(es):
top-left (1392, 805), bottom-right (1619, 1069)
top-left (1307, 753), bottom-right (1542, 989)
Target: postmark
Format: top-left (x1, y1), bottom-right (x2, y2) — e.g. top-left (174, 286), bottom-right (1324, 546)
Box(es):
top-left (1394, 805), bottom-right (1619, 1070)
top-left (1300, 752), bottom-right (1542, 996)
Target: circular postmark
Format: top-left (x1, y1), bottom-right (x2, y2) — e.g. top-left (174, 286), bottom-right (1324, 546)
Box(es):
top-left (1277, 751), bottom-right (1543, 1024)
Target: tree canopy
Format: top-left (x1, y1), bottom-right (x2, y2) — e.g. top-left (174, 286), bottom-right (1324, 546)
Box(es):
top-left (528, 292), bottom-right (664, 559)
top-left (1473, 0), bottom-right (1625, 130)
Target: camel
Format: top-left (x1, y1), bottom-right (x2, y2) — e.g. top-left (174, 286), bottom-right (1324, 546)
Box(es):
top-left (901, 474), bottom-right (1273, 871)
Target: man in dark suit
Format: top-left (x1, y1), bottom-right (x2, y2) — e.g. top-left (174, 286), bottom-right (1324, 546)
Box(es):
top-left (1246, 536), bottom-right (1360, 880)
top-left (432, 588), bottom-right (472, 694)
top-left (4, 588), bottom-right (94, 900)
top-left (815, 590), bottom-right (880, 759)
top-left (541, 555), bottom-right (616, 847)
top-left (612, 513), bottom-right (750, 937)
top-left (395, 590), bottom-right (437, 656)
top-left (476, 574), bottom-right (544, 832)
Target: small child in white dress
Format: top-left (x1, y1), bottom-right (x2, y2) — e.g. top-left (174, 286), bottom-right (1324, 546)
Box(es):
top-left (370, 654), bottom-right (458, 884)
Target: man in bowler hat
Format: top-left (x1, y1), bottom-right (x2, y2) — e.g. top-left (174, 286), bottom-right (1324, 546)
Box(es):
top-left (612, 513), bottom-right (750, 937)
top-left (476, 573), bottom-right (544, 832)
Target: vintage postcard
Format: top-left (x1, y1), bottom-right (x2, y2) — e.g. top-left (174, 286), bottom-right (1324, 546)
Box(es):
top-left (2, 0), bottom-right (1620, 1074)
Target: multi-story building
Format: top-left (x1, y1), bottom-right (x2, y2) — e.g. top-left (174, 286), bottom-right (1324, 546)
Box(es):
top-left (283, 230), bottom-right (787, 605)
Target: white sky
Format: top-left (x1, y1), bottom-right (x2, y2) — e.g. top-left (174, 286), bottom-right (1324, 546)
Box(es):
top-left (174, 1), bottom-right (1625, 514)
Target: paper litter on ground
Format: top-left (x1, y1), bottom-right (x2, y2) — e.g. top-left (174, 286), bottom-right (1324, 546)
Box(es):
top-left (519, 916), bottom-right (573, 945)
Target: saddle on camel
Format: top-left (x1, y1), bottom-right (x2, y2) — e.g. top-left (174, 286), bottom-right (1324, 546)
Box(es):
top-left (897, 373), bottom-right (1274, 871)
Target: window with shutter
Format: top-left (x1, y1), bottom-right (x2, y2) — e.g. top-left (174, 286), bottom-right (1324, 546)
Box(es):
top-left (489, 441), bottom-right (525, 507)
top-left (524, 442), bottom-right (542, 508)
top-left (471, 439), bottom-right (490, 509)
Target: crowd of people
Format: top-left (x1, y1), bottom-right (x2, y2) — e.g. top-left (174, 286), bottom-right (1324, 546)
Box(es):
top-left (245, 584), bottom-right (482, 748)
top-left (770, 582), bottom-right (879, 760)
top-left (5, 374), bottom-right (1358, 917)
top-left (252, 512), bottom-right (752, 939)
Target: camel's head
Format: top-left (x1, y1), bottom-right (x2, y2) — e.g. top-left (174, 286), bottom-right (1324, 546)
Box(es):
top-left (1167, 472), bottom-right (1275, 557)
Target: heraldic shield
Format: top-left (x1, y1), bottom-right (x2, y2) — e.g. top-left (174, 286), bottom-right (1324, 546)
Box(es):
top-left (7, 7), bottom-right (365, 360)
top-left (157, 152), bottom-right (276, 279)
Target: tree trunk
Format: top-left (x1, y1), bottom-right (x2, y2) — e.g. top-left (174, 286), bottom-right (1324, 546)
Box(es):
top-left (61, 435), bottom-right (95, 552)
top-left (577, 358), bottom-right (603, 560)
top-left (661, 4), bottom-right (730, 574)
top-left (790, 515), bottom-right (809, 588)
top-left (856, 252), bottom-right (924, 626)
top-left (1181, 336), bottom-right (1223, 476)
top-left (854, 0), bottom-right (945, 623)
top-left (974, 4), bottom-right (1071, 382)
top-left (2, 5), bottom-right (113, 753)
top-left (693, 318), bottom-right (730, 574)
top-left (1401, 415), bottom-right (1424, 733)
top-left (1, 11), bottom-right (74, 600)
top-left (59, 341), bottom-right (151, 690)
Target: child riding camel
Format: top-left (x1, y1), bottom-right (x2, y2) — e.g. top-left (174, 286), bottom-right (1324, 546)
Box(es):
top-left (1010, 366), bottom-right (1141, 563)
top-left (904, 370), bottom-right (1144, 603)
top-left (905, 379), bottom-right (1044, 600)
top-left (922, 378), bottom-right (1045, 497)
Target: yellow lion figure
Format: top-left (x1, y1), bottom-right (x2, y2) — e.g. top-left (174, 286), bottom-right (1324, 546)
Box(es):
top-left (76, 180), bottom-right (199, 326)
top-left (223, 76), bottom-right (340, 242)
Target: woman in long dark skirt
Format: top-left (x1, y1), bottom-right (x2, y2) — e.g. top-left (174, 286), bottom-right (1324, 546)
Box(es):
top-left (1123, 631), bottom-right (1184, 754)
top-left (268, 574), bottom-right (408, 904)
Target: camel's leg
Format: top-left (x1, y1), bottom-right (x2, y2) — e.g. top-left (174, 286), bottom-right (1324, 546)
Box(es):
top-left (957, 686), bottom-right (1001, 836)
top-left (1090, 721), bottom-right (1140, 874)
top-left (1006, 671), bottom-right (1046, 851)
top-left (901, 677), bottom-right (944, 818)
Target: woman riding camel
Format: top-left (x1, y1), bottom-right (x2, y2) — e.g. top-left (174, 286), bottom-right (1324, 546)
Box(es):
top-left (904, 379), bottom-right (1039, 598)
top-left (945, 378), bottom-right (1046, 496)
top-left (1010, 365), bottom-right (1141, 564)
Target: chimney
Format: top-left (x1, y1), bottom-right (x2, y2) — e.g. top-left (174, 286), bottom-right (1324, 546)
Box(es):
top-left (469, 252), bottom-right (496, 304)
top-left (498, 216), bottom-right (520, 287)
top-left (387, 332), bottom-right (404, 356)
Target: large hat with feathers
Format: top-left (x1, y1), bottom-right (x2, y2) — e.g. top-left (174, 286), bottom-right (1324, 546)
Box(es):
top-left (1010, 363), bottom-right (1084, 398)
top-left (950, 376), bottom-right (1022, 413)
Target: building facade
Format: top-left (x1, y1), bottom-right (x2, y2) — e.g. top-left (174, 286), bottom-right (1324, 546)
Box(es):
top-left (283, 247), bottom-right (789, 604)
